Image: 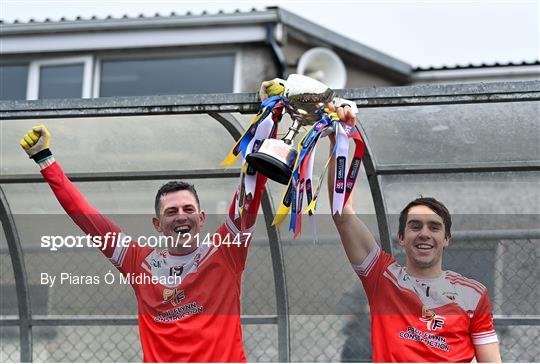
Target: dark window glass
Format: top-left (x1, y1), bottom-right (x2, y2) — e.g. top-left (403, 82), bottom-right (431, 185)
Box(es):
top-left (100, 55), bottom-right (235, 96)
top-left (0, 64), bottom-right (28, 100)
top-left (39, 64), bottom-right (84, 99)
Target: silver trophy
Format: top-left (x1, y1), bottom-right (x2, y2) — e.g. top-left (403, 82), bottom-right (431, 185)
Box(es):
top-left (246, 74), bottom-right (336, 184)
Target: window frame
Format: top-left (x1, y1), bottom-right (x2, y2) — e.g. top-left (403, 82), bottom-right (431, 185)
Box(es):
top-left (93, 50), bottom-right (240, 98)
top-left (0, 62), bottom-right (30, 101)
top-left (26, 56), bottom-right (94, 100)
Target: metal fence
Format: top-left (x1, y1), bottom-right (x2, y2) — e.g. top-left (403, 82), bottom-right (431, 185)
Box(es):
top-left (1, 81), bottom-right (539, 362)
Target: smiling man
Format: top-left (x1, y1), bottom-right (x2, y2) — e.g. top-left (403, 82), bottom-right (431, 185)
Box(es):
top-left (20, 125), bottom-right (267, 362)
top-left (327, 104), bottom-right (502, 362)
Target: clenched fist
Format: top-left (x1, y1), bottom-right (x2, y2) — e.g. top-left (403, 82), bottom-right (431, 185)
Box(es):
top-left (20, 124), bottom-right (53, 163)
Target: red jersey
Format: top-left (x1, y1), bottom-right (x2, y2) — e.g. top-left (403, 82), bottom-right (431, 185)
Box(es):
top-left (41, 161), bottom-right (266, 362)
top-left (353, 245), bottom-right (498, 362)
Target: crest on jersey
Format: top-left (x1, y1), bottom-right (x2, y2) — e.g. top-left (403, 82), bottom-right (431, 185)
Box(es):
top-left (420, 306), bottom-right (446, 331)
top-left (162, 288), bottom-right (185, 306)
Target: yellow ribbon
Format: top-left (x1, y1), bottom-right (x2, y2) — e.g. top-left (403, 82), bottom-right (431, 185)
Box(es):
top-left (220, 109), bottom-right (268, 167)
top-left (303, 151), bottom-right (334, 216)
top-left (271, 125), bottom-right (313, 226)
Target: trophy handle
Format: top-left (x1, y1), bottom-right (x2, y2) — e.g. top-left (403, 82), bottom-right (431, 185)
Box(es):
top-left (282, 118), bottom-right (302, 145)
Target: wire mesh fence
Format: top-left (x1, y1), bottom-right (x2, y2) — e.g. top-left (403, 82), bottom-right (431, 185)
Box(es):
top-left (1, 227), bottom-right (539, 362)
top-left (0, 326), bottom-right (19, 363)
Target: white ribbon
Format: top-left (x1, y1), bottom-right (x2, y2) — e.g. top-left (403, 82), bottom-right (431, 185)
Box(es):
top-left (238, 114), bottom-right (274, 217)
top-left (332, 122), bottom-right (349, 215)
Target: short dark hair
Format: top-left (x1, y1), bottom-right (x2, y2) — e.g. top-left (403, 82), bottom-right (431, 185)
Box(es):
top-left (154, 181), bottom-right (200, 216)
top-left (398, 197), bottom-right (452, 239)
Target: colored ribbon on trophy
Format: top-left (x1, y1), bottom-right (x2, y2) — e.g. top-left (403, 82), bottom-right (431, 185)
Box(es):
top-left (273, 114), bottom-right (335, 236)
top-left (235, 116), bottom-right (277, 220)
top-left (304, 119), bottom-right (365, 216)
top-left (221, 95), bottom-right (284, 166)
top-left (333, 119), bottom-right (365, 214)
top-left (274, 111), bottom-right (366, 237)
top-left (344, 126), bottom-right (365, 206)
top-left (294, 114), bottom-right (338, 236)
top-left (332, 121), bottom-right (349, 215)
top-left (291, 118), bottom-right (331, 236)
top-left (222, 95), bottom-right (284, 221)
top-left (304, 144), bottom-right (335, 217)
top-left (304, 142), bottom-right (318, 240)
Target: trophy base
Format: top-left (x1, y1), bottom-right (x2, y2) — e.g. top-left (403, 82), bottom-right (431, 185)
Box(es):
top-left (246, 152), bottom-right (292, 185)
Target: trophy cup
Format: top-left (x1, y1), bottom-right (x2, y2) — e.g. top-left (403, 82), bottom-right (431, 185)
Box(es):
top-left (246, 74), bottom-right (336, 184)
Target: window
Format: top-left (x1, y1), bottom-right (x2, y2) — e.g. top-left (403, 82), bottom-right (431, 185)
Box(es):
top-left (27, 57), bottom-right (93, 100)
top-left (1, 53), bottom-right (238, 100)
top-left (98, 55), bottom-right (235, 97)
top-left (0, 64), bottom-right (28, 101)
top-left (38, 64), bottom-right (85, 99)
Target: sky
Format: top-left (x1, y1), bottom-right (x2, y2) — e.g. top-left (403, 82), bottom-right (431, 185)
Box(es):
top-left (1, 0), bottom-right (538, 68)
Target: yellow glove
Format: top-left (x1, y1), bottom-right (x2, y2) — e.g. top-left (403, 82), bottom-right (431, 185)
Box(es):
top-left (258, 78), bottom-right (286, 101)
top-left (20, 125), bottom-right (53, 163)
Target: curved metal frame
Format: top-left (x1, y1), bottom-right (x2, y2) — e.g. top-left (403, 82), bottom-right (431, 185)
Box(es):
top-left (355, 122), bottom-right (393, 254)
top-left (0, 186), bottom-right (32, 362)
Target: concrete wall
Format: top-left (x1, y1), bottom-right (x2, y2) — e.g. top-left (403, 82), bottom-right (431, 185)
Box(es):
top-left (282, 37), bottom-right (400, 88)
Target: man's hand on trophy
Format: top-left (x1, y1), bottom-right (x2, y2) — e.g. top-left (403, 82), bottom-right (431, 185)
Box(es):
top-left (20, 124), bottom-right (53, 163)
top-left (325, 102), bottom-right (357, 143)
top-left (259, 78), bottom-right (286, 101)
top-left (326, 102), bottom-right (357, 128)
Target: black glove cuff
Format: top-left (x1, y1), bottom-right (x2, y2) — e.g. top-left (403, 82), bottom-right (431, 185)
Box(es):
top-left (30, 148), bottom-right (53, 163)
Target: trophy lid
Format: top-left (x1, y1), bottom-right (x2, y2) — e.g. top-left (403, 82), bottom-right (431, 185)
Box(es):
top-left (285, 74), bottom-right (335, 124)
top-left (286, 74), bottom-right (330, 96)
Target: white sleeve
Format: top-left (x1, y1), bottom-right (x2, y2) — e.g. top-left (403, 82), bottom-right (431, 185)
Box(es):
top-left (351, 244), bottom-right (381, 277)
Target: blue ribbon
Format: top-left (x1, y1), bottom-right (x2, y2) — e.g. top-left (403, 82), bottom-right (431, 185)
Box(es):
top-left (288, 115), bottom-right (333, 233)
top-left (236, 95), bottom-right (283, 159)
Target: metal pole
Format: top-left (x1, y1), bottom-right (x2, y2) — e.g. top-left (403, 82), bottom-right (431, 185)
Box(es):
top-left (0, 186), bottom-right (33, 362)
top-left (355, 122), bottom-right (393, 254)
top-left (261, 190), bottom-right (290, 362)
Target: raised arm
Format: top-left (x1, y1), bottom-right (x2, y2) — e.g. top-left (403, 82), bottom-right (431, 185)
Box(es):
top-left (20, 125), bottom-right (126, 263)
top-left (327, 105), bottom-right (377, 265)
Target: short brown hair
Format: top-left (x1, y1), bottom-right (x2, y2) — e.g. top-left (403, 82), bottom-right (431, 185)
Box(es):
top-left (154, 181), bottom-right (200, 216)
top-left (398, 197), bottom-right (452, 239)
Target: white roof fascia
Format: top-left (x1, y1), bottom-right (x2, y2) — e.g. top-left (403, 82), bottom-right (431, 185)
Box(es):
top-left (0, 11), bottom-right (278, 35)
top-left (1, 25), bottom-right (267, 54)
top-left (413, 65), bottom-right (540, 82)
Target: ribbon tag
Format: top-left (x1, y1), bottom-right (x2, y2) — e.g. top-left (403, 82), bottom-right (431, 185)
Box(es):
top-left (341, 123), bottom-right (365, 207)
top-left (332, 121), bottom-right (349, 215)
